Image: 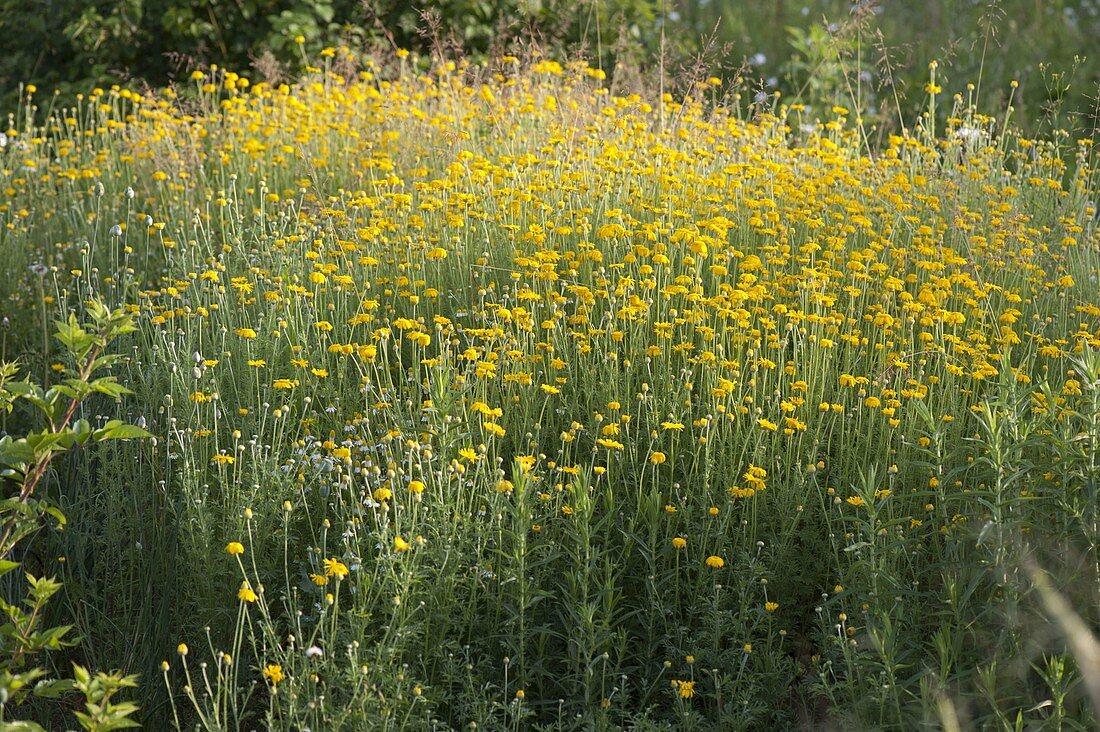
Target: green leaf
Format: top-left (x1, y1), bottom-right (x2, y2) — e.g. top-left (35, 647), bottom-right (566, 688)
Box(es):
top-left (51, 382), bottom-right (82, 400)
top-left (25, 430), bottom-right (71, 454)
top-left (71, 662), bottom-right (91, 686)
top-left (0, 558), bottom-right (20, 577)
top-left (92, 420), bottom-right (153, 441)
top-left (32, 676), bottom-right (76, 698)
top-left (90, 353), bottom-right (126, 370)
top-left (73, 418), bottom-right (93, 445)
top-left (89, 379), bottom-right (130, 400)
top-left (0, 719), bottom-right (49, 731)
top-left (3, 381), bottom-right (38, 398)
top-left (25, 573), bottom-right (63, 604)
top-left (54, 314), bottom-right (96, 360)
top-left (43, 505), bottom-right (67, 528)
top-left (0, 498), bottom-right (37, 519)
top-left (0, 437), bottom-right (35, 467)
top-left (35, 623), bottom-right (75, 650)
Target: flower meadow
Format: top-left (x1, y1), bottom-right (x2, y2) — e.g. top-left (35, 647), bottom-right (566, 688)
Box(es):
top-left (2, 49), bottom-right (1100, 730)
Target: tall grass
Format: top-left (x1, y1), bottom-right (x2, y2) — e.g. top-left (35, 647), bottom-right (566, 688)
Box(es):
top-left (0, 46), bottom-right (1098, 729)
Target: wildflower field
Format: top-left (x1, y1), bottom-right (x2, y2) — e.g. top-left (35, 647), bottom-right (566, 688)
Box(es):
top-left (2, 48), bottom-right (1100, 730)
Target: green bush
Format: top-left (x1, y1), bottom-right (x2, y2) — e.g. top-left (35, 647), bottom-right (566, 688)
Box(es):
top-left (5, 2), bottom-right (1097, 135)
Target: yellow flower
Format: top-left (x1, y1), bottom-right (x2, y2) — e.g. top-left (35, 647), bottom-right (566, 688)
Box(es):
top-left (225, 541), bottom-right (245, 556)
top-left (235, 328), bottom-right (257, 339)
top-left (765, 601), bottom-right (779, 612)
top-left (705, 555), bottom-right (725, 569)
top-left (408, 480), bottom-right (425, 494)
top-left (323, 558), bottom-right (349, 579)
top-left (672, 537), bottom-right (687, 549)
top-left (262, 664), bottom-right (284, 685)
top-left (674, 679), bottom-right (695, 698)
top-left (238, 581), bottom-right (258, 603)
top-left (394, 535), bottom-right (410, 552)
top-left (649, 451), bottom-right (667, 465)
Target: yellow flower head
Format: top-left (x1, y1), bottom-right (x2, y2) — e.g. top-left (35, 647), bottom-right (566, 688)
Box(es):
top-left (225, 541), bottom-right (245, 556)
top-left (323, 558), bottom-right (349, 580)
top-left (263, 664), bottom-right (284, 685)
top-left (238, 581), bottom-right (258, 603)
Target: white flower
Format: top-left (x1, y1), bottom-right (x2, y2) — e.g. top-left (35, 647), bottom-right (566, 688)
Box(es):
top-left (956, 127), bottom-right (980, 141)
top-left (305, 646), bottom-right (324, 658)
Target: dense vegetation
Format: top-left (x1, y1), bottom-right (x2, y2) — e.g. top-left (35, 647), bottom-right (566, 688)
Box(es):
top-left (1, 11), bottom-right (1100, 732)
top-left (2, 1), bottom-right (1099, 133)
